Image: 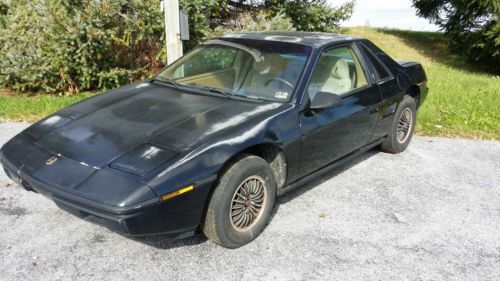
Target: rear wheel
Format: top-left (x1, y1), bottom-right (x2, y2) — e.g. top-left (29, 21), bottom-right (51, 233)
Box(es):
top-left (203, 155), bottom-right (276, 248)
top-left (379, 95), bottom-right (417, 153)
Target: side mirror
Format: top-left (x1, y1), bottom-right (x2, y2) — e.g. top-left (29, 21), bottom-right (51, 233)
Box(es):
top-left (310, 92), bottom-right (344, 110)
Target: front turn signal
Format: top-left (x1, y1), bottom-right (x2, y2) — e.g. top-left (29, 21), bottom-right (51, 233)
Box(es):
top-left (161, 185), bottom-right (194, 201)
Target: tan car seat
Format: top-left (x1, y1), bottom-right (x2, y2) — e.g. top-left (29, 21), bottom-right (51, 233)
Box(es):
top-left (320, 57), bottom-right (352, 95)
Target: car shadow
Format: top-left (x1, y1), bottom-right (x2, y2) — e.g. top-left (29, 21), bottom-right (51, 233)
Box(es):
top-left (270, 148), bottom-right (380, 219)
top-left (124, 232), bottom-right (208, 250)
top-left (127, 148), bottom-right (380, 249)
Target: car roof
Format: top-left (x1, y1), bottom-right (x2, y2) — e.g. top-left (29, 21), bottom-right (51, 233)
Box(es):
top-left (217, 31), bottom-right (363, 48)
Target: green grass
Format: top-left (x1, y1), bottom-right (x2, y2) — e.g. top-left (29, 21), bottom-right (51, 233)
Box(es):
top-left (344, 27), bottom-right (500, 140)
top-left (0, 91), bottom-right (94, 122)
top-left (1, 27), bottom-right (499, 139)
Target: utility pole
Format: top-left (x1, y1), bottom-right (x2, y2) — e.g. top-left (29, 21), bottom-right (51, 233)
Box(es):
top-left (163, 0), bottom-right (183, 65)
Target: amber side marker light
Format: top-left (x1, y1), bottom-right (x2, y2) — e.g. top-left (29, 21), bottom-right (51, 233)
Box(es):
top-left (161, 185), bottom-right (194, 201)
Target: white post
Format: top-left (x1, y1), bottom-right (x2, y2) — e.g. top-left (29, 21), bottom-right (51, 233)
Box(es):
top-left (164, 0), bottom-right (183, 65)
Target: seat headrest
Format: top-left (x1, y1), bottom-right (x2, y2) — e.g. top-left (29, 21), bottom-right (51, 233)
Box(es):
top-left (310, 56), bottom-right (350, 82)
top-left (254, 53), bottom-right (286, 74)
top-left (330, 58), bottom-right (350, 79)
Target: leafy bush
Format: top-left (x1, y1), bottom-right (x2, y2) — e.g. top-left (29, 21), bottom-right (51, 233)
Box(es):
top-left (0, 0), bottom-right (354, 93)
top-left (0, 0), bottom-right (164, 93)
top-left (0, 1), bottom-right (7, 28)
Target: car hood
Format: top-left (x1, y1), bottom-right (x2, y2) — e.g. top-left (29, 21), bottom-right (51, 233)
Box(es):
top-left (31, 82), bottom-right (282, 168)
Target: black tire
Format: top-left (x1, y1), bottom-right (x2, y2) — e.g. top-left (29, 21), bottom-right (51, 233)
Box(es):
top-left (202, 155), bottom-right (276, 248)
top-left (379, 95), bottom-right (417, 154)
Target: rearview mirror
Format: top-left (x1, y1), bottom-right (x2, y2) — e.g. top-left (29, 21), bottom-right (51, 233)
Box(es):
top-left (310, 92), bottom-right (343, 110)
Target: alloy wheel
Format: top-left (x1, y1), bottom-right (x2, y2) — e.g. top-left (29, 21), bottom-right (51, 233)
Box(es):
top-left (229, 175), bottom-right (267, 231)
top-left (397, 107), bottom-right (413, 144)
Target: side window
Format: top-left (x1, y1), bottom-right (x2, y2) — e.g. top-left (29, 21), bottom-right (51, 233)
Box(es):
top-left (173, 45), bottom-right (237, 79)
top-left (308, 46), bottom-right (368, 99)
top-left (359, 44), bottom-right (390, 81)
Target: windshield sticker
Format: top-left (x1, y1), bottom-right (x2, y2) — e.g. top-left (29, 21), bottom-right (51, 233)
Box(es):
top-left (275, 92), bottom-right (289, 99)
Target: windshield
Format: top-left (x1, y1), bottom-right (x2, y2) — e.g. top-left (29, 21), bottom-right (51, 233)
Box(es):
top-left (157, 40), bottom-right (312, 102)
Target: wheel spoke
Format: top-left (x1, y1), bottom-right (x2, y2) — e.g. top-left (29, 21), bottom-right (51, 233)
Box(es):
top-left (248, 204), bottom-right (259, 215)
top-left (241, 184), bottom-right (248, 197)
top-left (256, 182), bottom-right (263, 194)
top-left (404, 110), bottom-right (411, 121)
top-left (250, 191), bottom-right (263, 200)
top-left (231, 204), bottom-right (241, 211)
top-left (232, 210), bottom-right (244, 220)
top-left (234, 212), bottom-right (245, 226)
top-left (236, 192), bottom-right (245, 199)
top-left (232, 198), bottom-right (245, 204)
top-left (251, 179), bottom-right (257, 193)
top-left (253, 196), bottom-right (264, 202)
top-left (241, 213), bottom-right (249, 227)
top-left (232, 205), bottom-right (244, 214)
top-left (253, 201), bottom-right (263, 207)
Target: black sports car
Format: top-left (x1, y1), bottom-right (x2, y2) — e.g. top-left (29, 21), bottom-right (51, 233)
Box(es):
top-left (0, 32), bottom-right (428, 248)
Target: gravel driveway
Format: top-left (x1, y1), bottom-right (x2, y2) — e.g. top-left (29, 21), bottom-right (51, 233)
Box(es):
top-left (0, 121), bottom-right (499, 281)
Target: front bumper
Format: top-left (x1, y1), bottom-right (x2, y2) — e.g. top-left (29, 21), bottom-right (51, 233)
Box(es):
top-left (1, 154), bottom-right (216, 236)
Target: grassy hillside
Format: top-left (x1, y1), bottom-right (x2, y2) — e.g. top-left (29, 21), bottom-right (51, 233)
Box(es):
top-left (1, 27), bottom-right (499, 139)
top-left (344, 28), bottom-right (499, 140)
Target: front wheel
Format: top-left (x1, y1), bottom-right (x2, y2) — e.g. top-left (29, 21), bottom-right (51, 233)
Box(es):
top-left (379, 95), bottom-right (417, 154)
top-left (202, 155), bottom-right (276, 248)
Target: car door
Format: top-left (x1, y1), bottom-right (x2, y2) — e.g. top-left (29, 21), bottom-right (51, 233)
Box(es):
top-left (356, 41), bottom-right (401, 141)
top-left (298, 44), bottom-right (382, 176)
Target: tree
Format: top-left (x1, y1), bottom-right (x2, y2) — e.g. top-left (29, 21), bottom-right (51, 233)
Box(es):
top-left (411, 0), bottom-right (500, 73)
top-left (180, 0), bottom-right (354, 49)
top-left (265, 0), bottom-right (354, 32)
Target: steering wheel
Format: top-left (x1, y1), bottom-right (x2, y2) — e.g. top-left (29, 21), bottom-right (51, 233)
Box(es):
top-left (264, 78), bottom-right (294, 89)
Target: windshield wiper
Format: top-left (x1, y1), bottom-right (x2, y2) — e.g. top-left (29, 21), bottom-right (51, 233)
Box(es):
top-left (151, 77), bottom-right (180, 89)
top-left (153, 79), bottom-right (235, 99)
top-left (206, 87), bottom-right (234, 99)
top-left (187, 83), bottom-right (234, 99)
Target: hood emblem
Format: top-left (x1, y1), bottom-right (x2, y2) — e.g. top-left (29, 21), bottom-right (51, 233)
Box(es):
top-left (46, 156), bottom-right (59, 165)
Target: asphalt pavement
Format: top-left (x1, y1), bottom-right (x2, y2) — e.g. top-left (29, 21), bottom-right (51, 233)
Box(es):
top-left (0, 121), bottom-right (499, 281)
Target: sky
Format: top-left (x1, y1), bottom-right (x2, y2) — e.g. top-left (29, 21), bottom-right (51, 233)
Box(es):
top-left (328, 0), bottom-right (440, 31)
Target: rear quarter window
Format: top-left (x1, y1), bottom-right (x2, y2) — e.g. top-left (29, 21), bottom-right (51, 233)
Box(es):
top-left (358, 43), bottom-right (392, 82)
